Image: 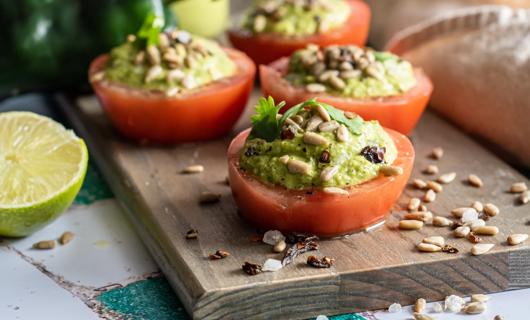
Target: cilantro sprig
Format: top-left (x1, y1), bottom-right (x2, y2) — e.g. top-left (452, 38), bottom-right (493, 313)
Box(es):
top-left (248, 96), bottom-right (363, 141)
top-left (137, 13), bottom-right (165, 47)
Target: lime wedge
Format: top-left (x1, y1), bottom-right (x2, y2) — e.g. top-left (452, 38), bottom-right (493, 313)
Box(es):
top-left (0, 112), bottom-right (88, 237)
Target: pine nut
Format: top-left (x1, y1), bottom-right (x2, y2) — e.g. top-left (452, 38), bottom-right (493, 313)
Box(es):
top-left (423, 164), bottom-right (439, 175)
top-left (507, 233), bottom-right (529, 245)
top-left (328, 75), bottom-right (346, 90)
top-left (199, 192), bottom-right (221, 204)
top-left (472, 226), bottom-right (499, 236)
top-left (471, 294), bottom-right (489, 303)
top-left (315, 104), bottom-right (331, 122)
top-left (181, 164), bottom-right (204, 174)
top-left (433, 216), bottom-right (452, 227)
top-left (320, 165), bottom-right (339, 182)
top-left (414, 298), bottom-right (427, 313)
top-left (323, 187), bottom-right (349, 196)
top-left (408, 198), bottom-right (421, 211)
top-left (423, 189), bottom-right (436, 203)
top-left (306, 83), bottom-right (327, 93)
top-left (454, 226), bottom-right (471, 238)
top-left (437, 172), bottom-right (456, 184)
top-left (273, 240), bottom-right (286, 253)
top-left (468, 174), bottom-right (483, 187)
top-left (33, 240), bottom-right (56, 250)
top-left (412, 179), bottom-right (427, 189)
top-left (404, 211), bottom-right (433, 222)
top-left (253, 14), bottom-right (266, 32)
top-left (423, 236), bottom-right (445, 247)
top-left (146, 45), bottom-right (161, 65)
top-left (471, 243), bottom-right (494, 255)
top-left (279, 155), bottom-right (290, 164)
top-left (59, 231), bottom-right (75, 245)
top-left (414, 313), bottom-right (435, 320)
top-left (303, 132), bottom-right (329, 146)
top-left (510, 182), bottom-right (527, 193)
top-left (380, 165), bottom-right (403, 177)
top-left (431, 147), bottom-right (444, 160)
top-left (483, 203), bottom-right (499, 217)
top-left (145, 65), bottom-right (164, 83)
top-left (427, 181), bottom-right (443, 193)
top-left (471, 201), bottom-right (484, 212)
top-left (287, 159), bottom-right (312, 175)
top-left (463, 302), bottom-right (487, 314)
top-left (306, 115), bottom-right (323, 131)
top-left (399, 220), bottom-right (424, 230)
top-left (336, 124), bottom-right (350, 142)
top-left (417, 242), bottom-right (441, 252)
top-left (418, 204), bottom-right (428, 212)
top-left (344, 111), bottom-right (357, 119)
top-left (285, 117), bottom-right (303, 132)
top-left (520, 190), bottom-right (529, 204)
top-left (451, 207), bottom-right (475, 219)
top-left (318, 120), bottom-right (340, 132)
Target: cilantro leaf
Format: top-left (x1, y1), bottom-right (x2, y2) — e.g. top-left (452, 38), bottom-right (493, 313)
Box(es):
top-left (249, 96), bottom-right (285, 142)
top-left (137, 13), bottom-right (165, 47)
top-left (279, 98), bottom-right (319, 127)
top-left (320, 102), bottom-right (363, 135)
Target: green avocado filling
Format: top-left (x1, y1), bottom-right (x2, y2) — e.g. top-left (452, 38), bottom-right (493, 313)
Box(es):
top-left (242, 0), bottom-right (350, 36)
top-left (100, 29), bottom-right (236, 94)
top-left (239, 98), bottom-right (398, 190)
top-left (285, 45), bottom-right (417, 98)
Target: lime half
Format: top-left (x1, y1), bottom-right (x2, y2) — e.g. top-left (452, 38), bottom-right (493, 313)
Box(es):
top-left (0, 112), bottom-right (88, 237)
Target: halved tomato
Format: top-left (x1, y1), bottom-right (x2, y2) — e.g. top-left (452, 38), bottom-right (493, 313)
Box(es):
top-left (89, 48), bottom-right (256, 143)
top-left (227, 128), bottom-right (414, 237)
top-left (260, 57), bottom-right (433, 135)
top-left (228, 0), bottom-right (370, 66)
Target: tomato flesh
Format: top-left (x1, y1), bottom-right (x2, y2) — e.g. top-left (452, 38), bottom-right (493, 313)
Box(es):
top-left (228, 0), bottom-right (370, 66)
top-left (227, 128), bottom-right (414, 237)
top-left (89, 48), bottom-right (256, 143)
top-left (260, 57), bottom-right (432, 135)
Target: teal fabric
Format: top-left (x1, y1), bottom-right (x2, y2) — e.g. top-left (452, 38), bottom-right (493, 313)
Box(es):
top-left (74, 161), bottom-right (113, 205)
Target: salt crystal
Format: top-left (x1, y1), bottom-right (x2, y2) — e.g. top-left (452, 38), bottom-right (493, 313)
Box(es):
top-left (262, 230), bottom-right (286, 245)
top-left (432, 302), bottom-right (444, 313)
top-left (470, 219), bottom-right (486, 229)
top-left (461, 209), bottom-right (479, 223)
top-left (262, 259), bottom-right (283, 272)
top-left (444, 295), bottom-right (466, 312)
top-left (315, 316), bottom-right (329, 320)
top-left (388, 303), bottom-right (402, 313)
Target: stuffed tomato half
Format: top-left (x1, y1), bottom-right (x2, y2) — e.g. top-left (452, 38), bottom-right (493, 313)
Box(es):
top-left (260, 45), bottom-right (432, 134)
top-left (228, 97), bottom-right (414, 237)
top-left (89, 24), bottom-right (255, 143)
top-left (228, 0), bottom-right (370, 66)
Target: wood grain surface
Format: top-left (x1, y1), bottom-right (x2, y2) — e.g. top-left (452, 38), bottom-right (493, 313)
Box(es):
top-left (56, 92), bottom-right (530, 319)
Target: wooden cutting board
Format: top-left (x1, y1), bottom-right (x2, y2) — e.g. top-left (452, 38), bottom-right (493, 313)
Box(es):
top-left (56, 92), bottom-right (530, 319)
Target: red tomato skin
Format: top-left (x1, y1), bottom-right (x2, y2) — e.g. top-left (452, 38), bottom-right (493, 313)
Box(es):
top-left (89, 48), bottom-right (256, 143)
top-left (259, 58), bottom-right (433, 135)
top-left (227, 128), bottom-right (414, 237)
top-left (227, 0), bottom-right (371, 66)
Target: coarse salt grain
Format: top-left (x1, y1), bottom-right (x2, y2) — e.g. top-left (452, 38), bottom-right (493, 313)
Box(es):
top-left (388, 303), bottom-right (402, 313)
top-left (262, 230), bottom-right (285, 246)
top-left (432, 302), bottom-right (444, 313)
top-left (461, 209), bottom-right (479, 223)
top-left (445, 295), bottom-right (466, 312)
top-left (262, 259), bottom-right (283, 272)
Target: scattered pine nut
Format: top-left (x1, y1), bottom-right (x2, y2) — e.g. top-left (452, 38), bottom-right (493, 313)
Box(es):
top-left (199, 192), bottom-right (221, 204)
top-left (467, 174), bottom-right (483, 187)
top-left (494, 316), bottom-right (504, 320)
top-left (431, 147), bottom-right (444, 160)
top-left (181, 164), bottom-right (204, 174)
top-left (423, 164), bottom-right (439, 175)
top-left (273, 240), bottom-right (286, 253)
top-left (209, 249), bottom-right (230, 260)
top-left (59, 231), bottom-right (75, 245)
top-left (412, 179), bottom-right (427, 189)
top-left (462, 301), bottom-right (487, 314)
top-left (408, 198), bottom-right (421, 211)
top-left (417, 242), bottom-right (441, 252)
top-left (467, 232), bottom-right (482, 244)
top-left (451, 207), bottom-right (475, 219)
top-left (423, 236), bottom-right (445, 247)
top-left (399, 220), bottom-right (424, 230)
top-left (404, 211), bottom-right (433, 222)
top-left (33, 240), bottom-right (56, 250)
top-left (414, 298), bottom-right (426, 313)
top-left (454, 226), bottom-right (471, 238)
top-left (380, 165), bottom-right (403, 177)
top-left (426, 181), bottom-right (443, 193)
top-left (471, 294), bottom-right (489, 303)
top-left (423, 189), bottom-right (436, 203)
top-left (472, 226), bottom-right (499, 236)
top-left (433, 216), bottom-right (452, 227)
top-left (437, 172), bottom-right (456, 184)
top-left (520, 190), bottom-right (529, 204)
top-left (414, 313), bottom-right (435, 320)
top-left (418, 205), bottom-right (428, 212)
top-left (323, 187), bottom-right (349, 196)
top-left (471, 243), bottom-right (494, 255)
top-left (471, 201), bottom-right (483, 212)
top-left (483, 203), bottom-right (499, 217)
top-left (507, 233), bottom-right (529, 245)
top-left (510, 182), bottom-right (528, 193)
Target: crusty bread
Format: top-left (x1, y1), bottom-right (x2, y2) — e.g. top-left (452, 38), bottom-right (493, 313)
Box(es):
top-left (388, 6), bottom-right (530, 168)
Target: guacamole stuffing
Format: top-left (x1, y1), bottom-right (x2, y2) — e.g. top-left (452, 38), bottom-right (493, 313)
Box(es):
top-left (101, 30), bottom-right (236, 94)
top-left (285, 45), bottom-right (417, 98)
top-left (242, 0), bottom-right (350, 36)
top-left (239, 98), bottom-right (398, 190)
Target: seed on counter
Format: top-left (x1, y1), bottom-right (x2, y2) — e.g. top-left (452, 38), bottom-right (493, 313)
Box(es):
top-left (451, 207), bottom-right (476, 219)
top-left (471, 243), bottom-right (494, 255)
top-left (520, 190), bottom-right (529, 204)
top-left (430, 147), bottom-right (444, 160)
top-left (471, 294), bottom-right (489, 303)
top-left (413, 313), bottom-right (436, 320)
top-left (418, 205), bottom-right (428, 212)
top-left (323, 187), bottom-right (349, 196)
top-left (185, 229), bottom-right (199, 239)
top-left (461, 208), bottom-right (479, 223)
top-left (494, 316), bottom-right (504, 320)
top-left (287, 159), bottom-right (312, 175)
top-left (472, 226), bottom-right (499, 236)
top-left (307, 255), bottom-right (335, 268)
top-left (454, 226), bottom-right (471, 238)
top-left (404, 211), bottom-right (433, 222)
top-left (462, 301), bottom-right (487, 314)
top-left (380, 165), bottom-right (403, 177)
top-left (422, 236), bottom-right (444, 247)
top-left (437, 172), bottom-right (456, 184)
top-left (441, 244), bottom-right (459, 254)
top-left (468, 219), bottom-right (486, 230)
top-left (408, 197), bottom-right (421, 211)
top-left (423, 164), bottom-right (439, 175)
top-left (59, 231), bottom-right (75, 245)
top-left (423, 189), bottom-right (436, 203)
top-left (417, 242), bottom-right (441, 252)
top-left (483, 203), bottom-right (499, 217)
top-left (399, 220), bottom-right (424, 230)
top-left (510, 182), bottom-right (528, 193)
top-left (467, 174), bottom-right (483, 187)
top-left (507, 233), bottom-right (529, 245)
top-left (199, 191), bottom-right (221, 204)
top-left (471, 201), bottom-right (484, 212)
top-left (242, 262), bottom-right (262, 275)
top-left (209, 249), bottom-right (230, 260)
top-left (303, 132), bottom-right (329, 146)
top-left (273, 240), bottom-right (287, 253)
top-left (414, 298), bottom-right (427, 313)
top-left (467, 232), bottom-right (482, 244)
top-left (426, 181), bottom-right (443, 193)
top-left (33, 240), bottom-right (56, 250)
top-left (433, 216), bottom-right (452, 227)
top-left (181, 164), bottom-right (204, 174)
top-left (412, 178), bottom-right (428, 189)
